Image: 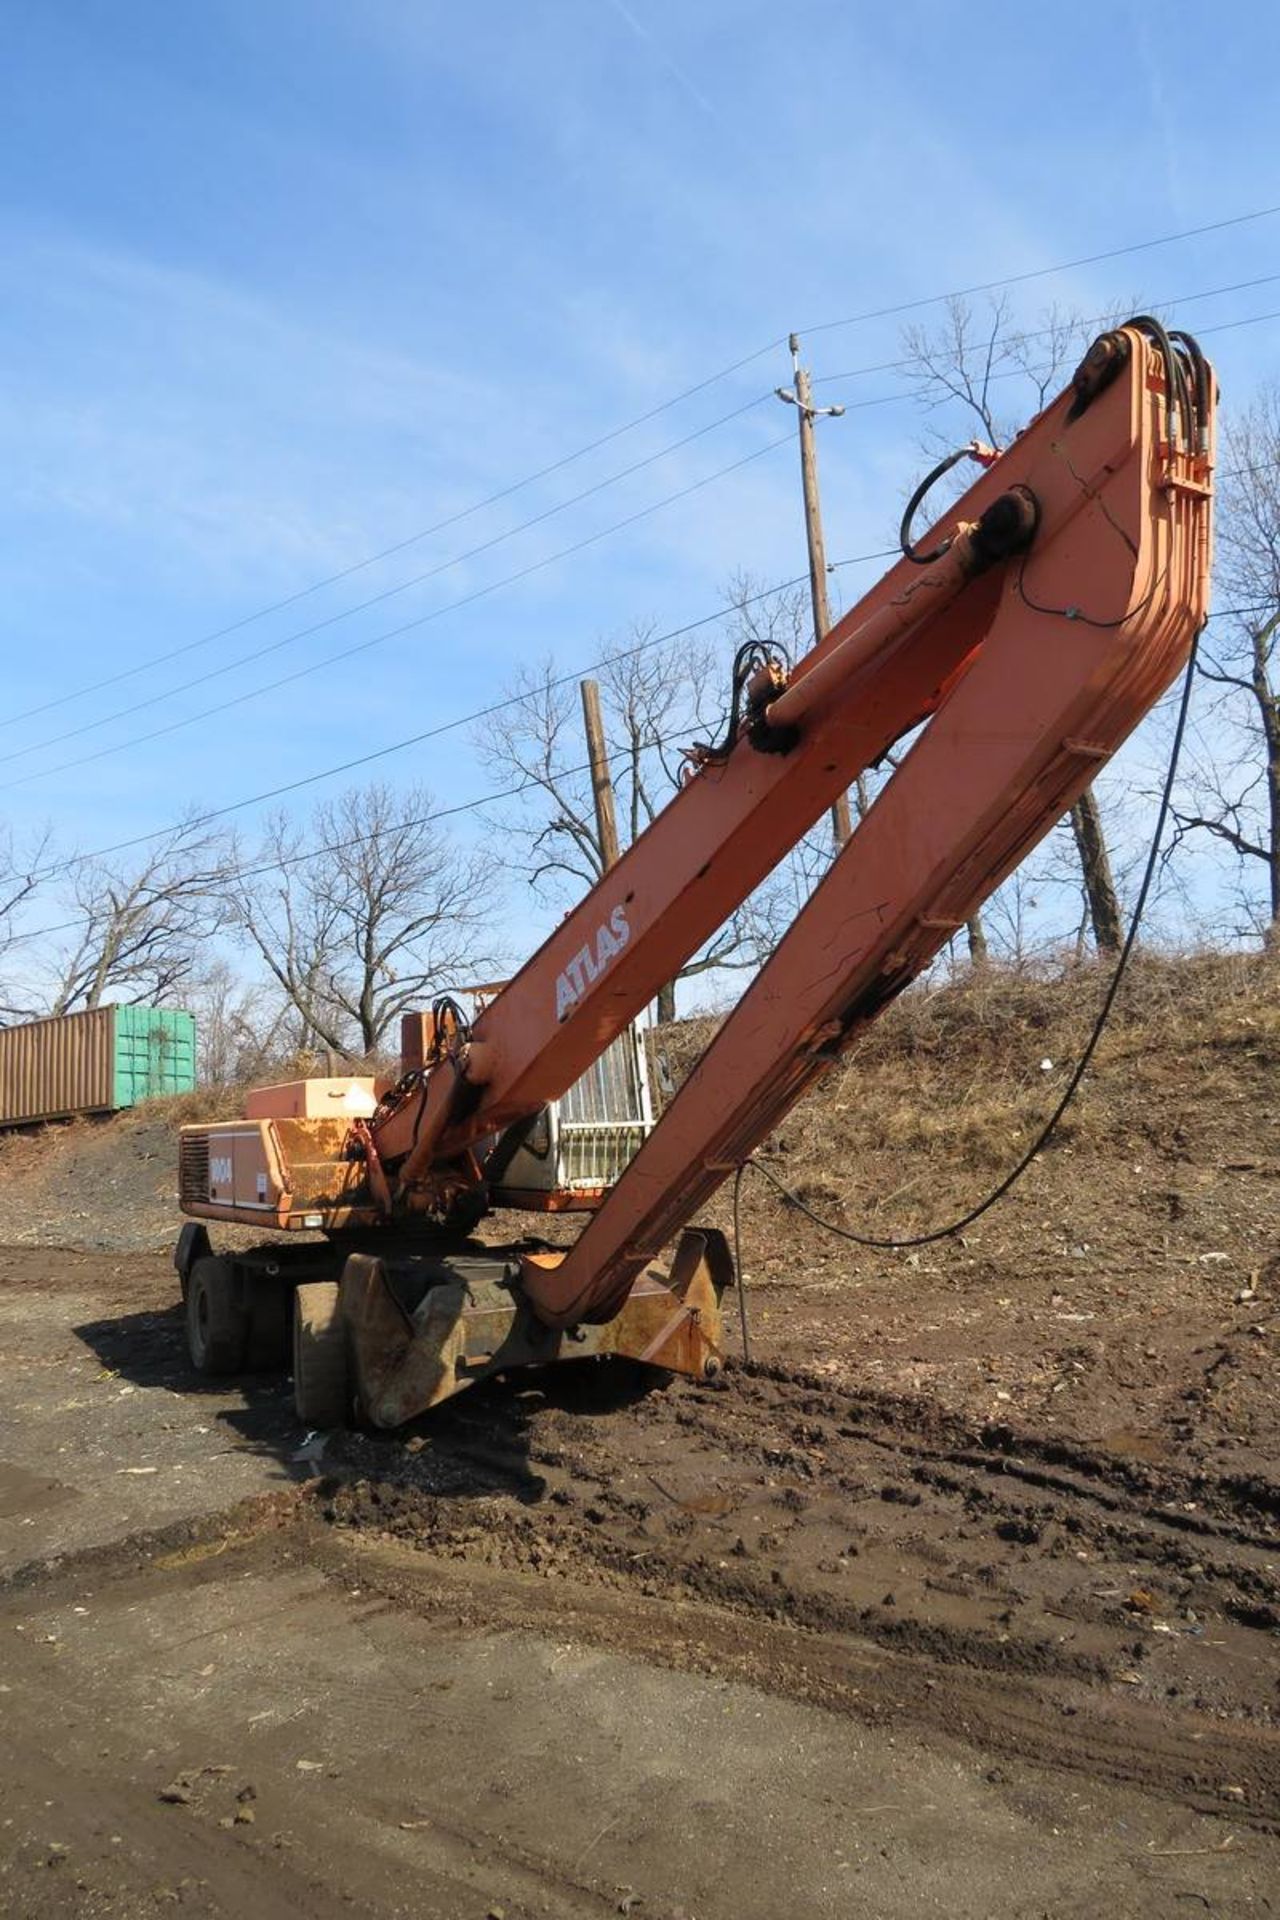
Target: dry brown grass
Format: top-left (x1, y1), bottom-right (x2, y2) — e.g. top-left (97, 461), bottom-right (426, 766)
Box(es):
top-left (650, 949), bottom-right (1280, 1193)
top-left (127, 1082), bottom-right (258, 1129)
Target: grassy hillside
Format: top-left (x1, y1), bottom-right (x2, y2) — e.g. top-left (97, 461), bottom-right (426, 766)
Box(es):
top-left (657, 949), bottom-right (1279, 1227)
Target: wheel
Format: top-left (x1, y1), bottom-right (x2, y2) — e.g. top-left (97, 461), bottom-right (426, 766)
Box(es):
top-left (187, 1256), bottom-right (249, 1375)
top-left (174, 1222), bottom-right (211, 1305)
top-left (292, 1282), bottom-right (349, 1427)
top-left (246, 1281), bottom-right (292, 1371)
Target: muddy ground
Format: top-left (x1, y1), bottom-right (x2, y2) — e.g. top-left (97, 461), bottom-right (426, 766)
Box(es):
top-left (1, 1241), bottom-right (1277, 1917)
top-left (1, 959), bottom-right (1277, 1913)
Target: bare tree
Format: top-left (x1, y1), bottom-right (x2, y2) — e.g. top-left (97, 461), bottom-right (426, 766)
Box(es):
top-left (476, 613), bottom-right (799, 1021)
top-left (902, 293), bottom-right (1090, 453)
top-left (475, 621), bottom-right (722, 900)
top-left (46, 818), bottom-right (231, 1016)
top-left (229, 812), bottom-right (346, 1055)
top-left (1172, 386), bottom-right (1280, 943)
top-left (230, 783), bottom-right (496, 1057)
top-left (0, 826), bottom-right (51, 1020)
top-left (185, 959), bottom-right (293, 1087)
top-left (900, 295), bottom-right (1125, 956)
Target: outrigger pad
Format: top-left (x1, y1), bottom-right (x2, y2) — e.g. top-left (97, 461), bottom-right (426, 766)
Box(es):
top-left (341, 1228), bottom-right (730, 1430)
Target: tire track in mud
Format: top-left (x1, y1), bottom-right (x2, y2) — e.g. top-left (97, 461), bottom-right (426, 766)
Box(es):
top-left (314, 1360), bottom-right (1280, 1823)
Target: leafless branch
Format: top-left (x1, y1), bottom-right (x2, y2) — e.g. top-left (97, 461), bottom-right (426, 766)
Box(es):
top-left (44, 817), bottom-right (233, 1018)
top-left (228, 785), bottom-right (497, 1056)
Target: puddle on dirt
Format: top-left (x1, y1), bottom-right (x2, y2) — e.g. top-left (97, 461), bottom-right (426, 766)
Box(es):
top-left (0, 1461), bottom-right (81, 1520)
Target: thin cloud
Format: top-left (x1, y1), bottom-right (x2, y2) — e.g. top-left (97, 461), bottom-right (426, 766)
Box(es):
top-left (1128, 4), bottom-right (1186, 221)
top-left (603, 0), bottom-right (719, 121)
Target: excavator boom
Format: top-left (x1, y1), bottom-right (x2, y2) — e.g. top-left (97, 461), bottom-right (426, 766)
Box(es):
top-left (177, 320), bottom-right (1214, 1427)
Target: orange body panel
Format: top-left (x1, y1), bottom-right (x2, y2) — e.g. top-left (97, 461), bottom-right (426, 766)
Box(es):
top-left (244, 1078), bottom-right (377, 1121)
top-left (180, 1115), bottom-right (380, 1229)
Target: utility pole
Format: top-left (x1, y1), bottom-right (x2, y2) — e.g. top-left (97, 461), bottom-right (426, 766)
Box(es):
top-left (581, 676), bottom-right (678, 1018)
top-left (776, 332), bottom-right (856, 850)
top-left (580, 678), bottom-right (621, 871)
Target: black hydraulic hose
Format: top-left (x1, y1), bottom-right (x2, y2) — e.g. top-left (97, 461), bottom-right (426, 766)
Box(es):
top-left (1126, 314), bottom-right (1191, 448)
top-left (1170, 328), bottom-right (1211, 450)
top-left (698, 639), bottom-right (777, 762)
top-left (899, 446), bottom-right (981, 564)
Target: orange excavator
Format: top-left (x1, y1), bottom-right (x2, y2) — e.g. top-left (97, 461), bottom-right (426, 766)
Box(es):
top-left (174, 320), bottom-right (1215, 1428)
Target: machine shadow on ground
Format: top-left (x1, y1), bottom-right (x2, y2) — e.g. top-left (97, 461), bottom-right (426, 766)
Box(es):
top-left (70, 1298), bottom-right (665, 1510)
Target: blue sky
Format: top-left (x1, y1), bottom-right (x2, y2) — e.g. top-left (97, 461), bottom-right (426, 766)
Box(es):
top-left (2, 0), bottom-right (1277, 985)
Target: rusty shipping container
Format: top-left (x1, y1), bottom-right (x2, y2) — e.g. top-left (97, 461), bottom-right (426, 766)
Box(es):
top-left (0, 1005), bottom-right (196, 1128)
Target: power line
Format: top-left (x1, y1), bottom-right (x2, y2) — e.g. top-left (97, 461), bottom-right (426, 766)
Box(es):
top-left (1219, 461), bottom-right (1280, 484)
top-left (1159, 307), bottom-right (1280, 341)
top-left (8, 597), bottom-right (1267, 934)
top-left (0, 388), bottom-right (775, 771)
top-left (0, 259), bottom-right (1247, 777)
top-left (810, 271), bottom-right (1280, 386)
top-left (0, 430), bottom-right (798, 794)
top-left (0, 358), bottom-right (786, 734)
top-left (10, 287), bottom-right (1276, 784)
top-left (816, 307), bottom-right (1280, 418)
top-left (10, 583), bottom-right (847, 946)
top-left (7, 772), bottom-right (562, 949)
top-left (799, 202), bottom-right (1280, 339)
top-left (17, 567), bottom-right (822, 885)
top-left (9, 199), bottom-right (1278, 735)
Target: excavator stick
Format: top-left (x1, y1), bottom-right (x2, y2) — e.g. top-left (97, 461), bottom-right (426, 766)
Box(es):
top-left (293, 1228), bottom-right (732, 1429)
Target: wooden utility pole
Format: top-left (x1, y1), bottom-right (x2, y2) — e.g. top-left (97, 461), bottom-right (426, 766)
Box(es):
top-left (778, 333), bottom-right (854, 849)
top-left (581, 675), bottom-right (678, 1016)
top-left (580, 678), bottom-right (621, 871)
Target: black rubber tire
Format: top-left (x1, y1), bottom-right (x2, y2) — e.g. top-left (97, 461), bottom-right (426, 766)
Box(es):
top-left (246, 1281), bottom-right (292, 1371)
top-left (292, 1282), bottom-right (349, 1428)
top-left (187, 1256), bottom-right (249, 1376)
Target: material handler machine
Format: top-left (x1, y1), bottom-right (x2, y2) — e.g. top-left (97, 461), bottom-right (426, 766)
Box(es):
top-left (175, 320), bottom-right (1215, 1428)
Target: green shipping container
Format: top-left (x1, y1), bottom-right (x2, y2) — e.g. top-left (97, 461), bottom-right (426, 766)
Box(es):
top-left (111, 1005), bottom-right (197, 1110)
top-left (0, 1005), bottom-right (197, 1127)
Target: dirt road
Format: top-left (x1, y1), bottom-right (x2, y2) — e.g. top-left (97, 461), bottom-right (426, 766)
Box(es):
top-left (2, 1245), bottom-right (1277, 1917)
